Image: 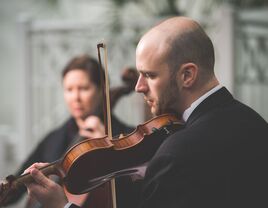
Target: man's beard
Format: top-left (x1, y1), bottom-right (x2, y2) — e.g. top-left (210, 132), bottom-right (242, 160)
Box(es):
top-left (155, 77), bottom-right (179, 117)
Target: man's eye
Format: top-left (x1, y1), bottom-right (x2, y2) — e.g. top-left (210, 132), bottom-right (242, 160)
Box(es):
top-left (144, 73), bottom-right (156, 79)
top-left (144, 73), bottom-right (150, 78)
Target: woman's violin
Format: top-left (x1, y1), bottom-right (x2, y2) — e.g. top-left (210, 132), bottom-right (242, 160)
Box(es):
top-left (0, 114), bottom-right (184, 206)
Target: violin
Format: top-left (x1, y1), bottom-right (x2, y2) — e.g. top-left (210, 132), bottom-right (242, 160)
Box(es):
top-left (0, 114), bottom-right (183, 206)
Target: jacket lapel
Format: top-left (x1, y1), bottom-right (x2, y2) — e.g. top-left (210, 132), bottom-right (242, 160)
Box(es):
top-left (186, 87), bottom-right (234, 126)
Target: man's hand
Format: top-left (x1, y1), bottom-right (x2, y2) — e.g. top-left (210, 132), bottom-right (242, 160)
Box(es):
top-left (24, 163), bottom-right (68, 208)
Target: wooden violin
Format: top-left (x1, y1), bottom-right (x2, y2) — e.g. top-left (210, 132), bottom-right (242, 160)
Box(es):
top-left (0, 114), bottom-right (183, 206)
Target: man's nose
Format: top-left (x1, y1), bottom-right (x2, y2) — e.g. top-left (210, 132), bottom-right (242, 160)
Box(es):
top-left (135, 75), bottom-right (148, 93)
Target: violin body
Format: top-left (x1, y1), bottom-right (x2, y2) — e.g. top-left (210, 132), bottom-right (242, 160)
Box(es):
top-left (61, 114), bottom-right (183, 194)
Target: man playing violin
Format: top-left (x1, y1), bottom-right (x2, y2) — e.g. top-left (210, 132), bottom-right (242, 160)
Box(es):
top-left (23, 16), bottom-right (268, 208)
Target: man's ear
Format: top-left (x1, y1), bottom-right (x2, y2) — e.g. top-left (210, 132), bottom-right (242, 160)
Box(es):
top-left (177, 63), bottom-right (198, 88)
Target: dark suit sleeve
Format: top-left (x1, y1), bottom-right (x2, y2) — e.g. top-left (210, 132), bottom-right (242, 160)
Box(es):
top-left (138, 132), bottom-right (200, 208)
top-left (139, 154), bottom-right (184, 208)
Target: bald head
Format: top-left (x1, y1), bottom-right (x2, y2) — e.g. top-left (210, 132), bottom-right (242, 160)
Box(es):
top-left (136, 17), bottom-right (218, 115)
top-left (137, 17), bottom-right (215, 78)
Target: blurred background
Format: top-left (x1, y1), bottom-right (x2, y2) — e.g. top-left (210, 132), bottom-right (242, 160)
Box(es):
top-left (0, 0), bottom-right (267, 207)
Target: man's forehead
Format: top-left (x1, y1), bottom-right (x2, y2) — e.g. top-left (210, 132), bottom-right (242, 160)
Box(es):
top-left (137, 31), bottom-right (173, 62)
top-left (136, 61), bottom-right (170, 75)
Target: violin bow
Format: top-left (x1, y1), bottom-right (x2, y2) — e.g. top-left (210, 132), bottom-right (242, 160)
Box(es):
top-left (97, 42), bottom-right (117, 208)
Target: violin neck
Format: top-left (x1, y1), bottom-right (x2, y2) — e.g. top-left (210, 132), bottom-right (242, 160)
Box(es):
top-left (0, 160), bottom-right (65, 206)
top-left (14, 160), bottom-right (64, 188)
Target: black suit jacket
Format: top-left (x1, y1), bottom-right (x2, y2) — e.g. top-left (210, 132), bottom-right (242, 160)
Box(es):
top-left (139, 87), bottom-right (268, 208)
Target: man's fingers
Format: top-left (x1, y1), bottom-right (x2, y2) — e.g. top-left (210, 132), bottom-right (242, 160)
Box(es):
top-left (30, 168), bottom-right (52, 189)
top-left (27, 182), bottom-right (44, 199)
top-left (23, 162), bottom-right (49, 174)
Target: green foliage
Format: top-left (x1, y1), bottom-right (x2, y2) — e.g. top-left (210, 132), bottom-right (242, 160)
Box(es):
top-left (218, 0), bottom-right (268, 8)
top-left (46, 0), bottom-right (58, 5)
top-left (111, 0), bottom-right (181, 15)
top-left (159, 0), bottom-right (181, 16)
top-left (112, 0), bottom-right (141, 7)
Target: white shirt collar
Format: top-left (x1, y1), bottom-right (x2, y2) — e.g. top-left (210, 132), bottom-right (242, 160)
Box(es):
top-left (182, 85), bottom-right (223, 122)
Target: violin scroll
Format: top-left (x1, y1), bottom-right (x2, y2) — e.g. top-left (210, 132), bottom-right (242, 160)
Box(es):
top-left (0, 175), bottom-right (18, 206)
top-left (0, 162), bottom-right (64, 207)
top-left (110, 67), bottom-right (139, 109)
